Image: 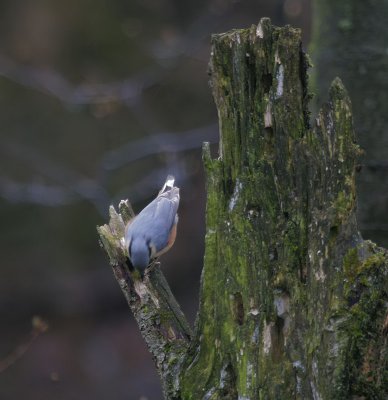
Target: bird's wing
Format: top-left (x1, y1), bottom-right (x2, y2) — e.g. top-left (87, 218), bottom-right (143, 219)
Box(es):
top-left (151, 188), bottom-right (180, 252)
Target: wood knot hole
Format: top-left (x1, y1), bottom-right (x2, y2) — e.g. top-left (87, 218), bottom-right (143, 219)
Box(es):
top-left (262, 73), bottom-right (273, 94)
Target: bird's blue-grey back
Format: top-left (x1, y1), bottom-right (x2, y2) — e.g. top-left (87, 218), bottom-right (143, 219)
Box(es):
top-left (125, 186), bottom-right (179, 254)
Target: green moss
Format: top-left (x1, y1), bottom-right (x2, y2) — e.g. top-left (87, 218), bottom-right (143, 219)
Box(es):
top-left (330, 245), bottom-right (388, 397)
top-left (343, 246), bottom-right (386, 296)
top-left (333, 190), bottom-right (355, 225)
top-left (343, 247), bottom-right (361, 284)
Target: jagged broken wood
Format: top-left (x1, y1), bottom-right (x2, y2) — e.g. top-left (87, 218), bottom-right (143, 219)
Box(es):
top-left (98, 18), bottom-right (388, 399)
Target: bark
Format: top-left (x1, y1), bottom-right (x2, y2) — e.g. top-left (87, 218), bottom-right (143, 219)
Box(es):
top-left (310, 0), bottom-right (388, 247)
top-left (98, 19), bottom-right (388, 399)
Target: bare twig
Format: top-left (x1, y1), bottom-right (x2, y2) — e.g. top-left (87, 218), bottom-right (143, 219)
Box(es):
top-left (0, 316), bottom-right (48, 373)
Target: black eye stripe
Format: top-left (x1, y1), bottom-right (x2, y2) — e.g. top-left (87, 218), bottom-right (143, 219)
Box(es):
top-left (145, 237), bottom-right (151, 256)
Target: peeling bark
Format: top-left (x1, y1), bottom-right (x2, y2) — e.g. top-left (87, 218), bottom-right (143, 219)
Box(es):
top-left (98, 19), bottom-right (388, 399)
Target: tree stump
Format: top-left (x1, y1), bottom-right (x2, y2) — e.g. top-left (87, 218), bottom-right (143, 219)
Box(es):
top-left (98, 19), bottom-right (388, 399)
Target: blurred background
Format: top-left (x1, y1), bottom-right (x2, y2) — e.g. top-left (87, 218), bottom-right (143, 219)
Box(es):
top-left (0, 1), bottom-right (335, 399)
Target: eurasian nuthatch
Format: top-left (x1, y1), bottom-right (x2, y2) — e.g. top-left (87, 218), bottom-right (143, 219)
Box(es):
top-left (124, 175), bottom-right (179, 275)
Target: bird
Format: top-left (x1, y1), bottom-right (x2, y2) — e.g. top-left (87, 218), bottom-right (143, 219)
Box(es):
top-left (124, 175), bottom-right (180, 276)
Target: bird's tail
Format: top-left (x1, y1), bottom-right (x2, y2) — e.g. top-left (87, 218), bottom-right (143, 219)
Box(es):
top-left (158, 175), bottom-right (176, 195)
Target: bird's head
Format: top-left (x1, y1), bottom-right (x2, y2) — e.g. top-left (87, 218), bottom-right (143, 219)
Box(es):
top-left (128, 236), bottom-right (150, 274)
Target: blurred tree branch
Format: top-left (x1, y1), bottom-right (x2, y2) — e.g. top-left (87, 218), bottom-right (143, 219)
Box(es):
top-left (0, 1), bottom-right (248, 213)
top-left (0, 124), bottom-right (218, 213)
top-left (0, 316), bottom-right (48, 373)
top-left (0, 54), bottom-right (162, 106)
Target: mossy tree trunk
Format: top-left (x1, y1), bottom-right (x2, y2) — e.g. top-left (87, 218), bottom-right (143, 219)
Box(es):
top-left (310, 0), bottom-right (388, 248)
top-left (98, 19), bottom-right (388, 399)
